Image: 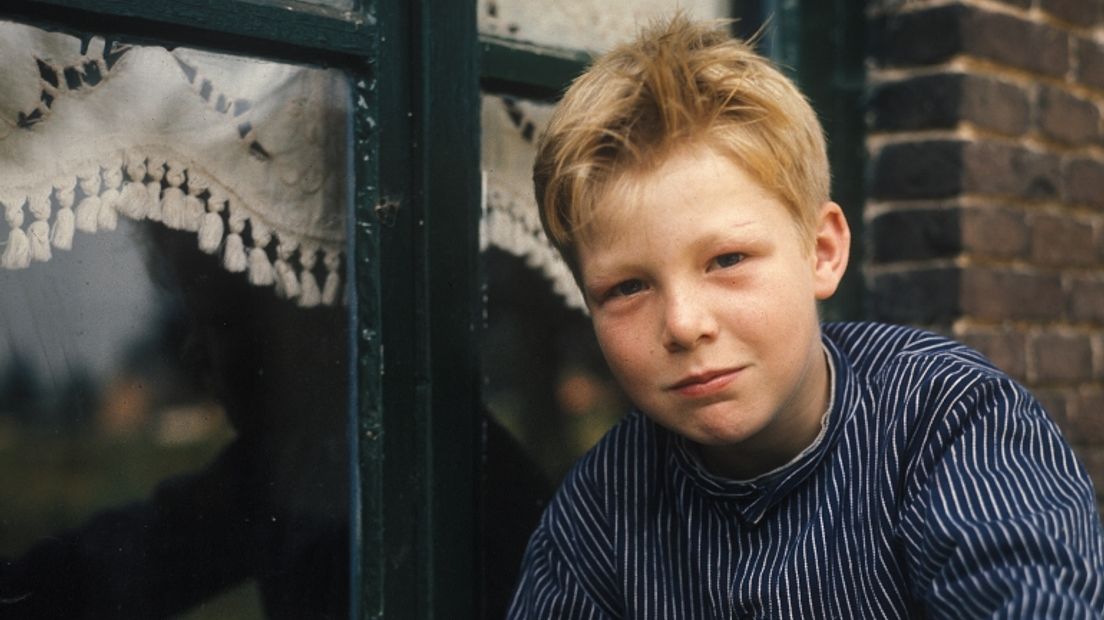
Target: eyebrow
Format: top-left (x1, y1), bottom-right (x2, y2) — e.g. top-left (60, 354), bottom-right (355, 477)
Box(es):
top-left (583, 221), bottom-right (762, 275)
top-left (689, 221), bottom-right (760, 246)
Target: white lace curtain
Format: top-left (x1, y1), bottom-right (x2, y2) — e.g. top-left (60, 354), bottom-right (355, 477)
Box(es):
top-left (0, 19), bottom-right (597, 313)
top-left (0, 20), bottom-right (349, 307)
top-left (480, 95), bottom-right (585, 311)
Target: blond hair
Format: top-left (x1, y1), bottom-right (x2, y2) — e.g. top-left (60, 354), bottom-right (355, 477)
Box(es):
top-left (533, 15), bottom-right (829, 274)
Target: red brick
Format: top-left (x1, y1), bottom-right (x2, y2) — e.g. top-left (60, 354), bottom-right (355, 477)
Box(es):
top-left (1031, 331), bottom-right (1095, 383)
top-left (1036, 86), bottom-right (1101, 146)
top-left (1096, 333), bottom-right (1104, 380)
top-left (1070, 389), bottom-right (1104, 444)
top-left (963, 142), bottom-right (1061, 199)
top-left (870, 5), bottom-right (968, 67)
top-left (869, 74), bottom-right (1030, 135)
top-left (1035, 388), bottom-right (1072, 435)
top-left (1069, 277), bottom-right (1104, 324)
top-left (960, 75), bottom-right (1032, 136)
top-left (962, 267), bottom-right (1064, 321)
top-left (959, 328), bottom-right (1028, 379)
top-left (869, 208), bottom-right (960, 263)
top-left (869, 140), bottom-right (965, 200)
top-left (870, 268), bottom-right (961, 324)
top-left (1041, 0), bottom-right (1101, 25)
top-left (967, 9), bottom-right (1069, 77)
top-left (1029, 214), bottom-right (1096, 267)
top-left (1074, 447), bottom-right (1104, 500)
top-left (961, 206), bottom-right (1029, 259)
top-left (871, 6), bottom-right (1071, 76)
top-left (1077, 37), bottom-right (1104, 90)
top-left (868, 74), bottom-right (963, 131)
top-left (1065, 157), bottom-right (1104, 210)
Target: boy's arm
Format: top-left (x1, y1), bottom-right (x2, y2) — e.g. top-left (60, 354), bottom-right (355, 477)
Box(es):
top-left (899, 376), bottom-right (1104, 618)
top-left (507, 463), bottom-right (620, 619)
top-left (507, 525), bottom-right (616, 619)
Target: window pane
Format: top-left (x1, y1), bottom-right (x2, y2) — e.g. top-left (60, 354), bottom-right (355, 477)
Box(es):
top-left (0, 20), bottom-right (350, 618)
top-left (478, 0), bottom-right (730, 52)
top-left (479, 93), bottom-right (618, 616)
top-left (480, 94), bottom-right (627, 484)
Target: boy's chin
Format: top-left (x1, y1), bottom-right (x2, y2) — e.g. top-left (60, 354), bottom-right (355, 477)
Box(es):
top-left (665, 414), bottom-right (766, 449)
top-left (662, 410), bottom-right (810, 477)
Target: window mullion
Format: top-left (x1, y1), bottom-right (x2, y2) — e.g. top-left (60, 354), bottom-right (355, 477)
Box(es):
top-left (9, 0), bottom-right (374, 60)
top-left (479, 35), bottom-right (589, 100)
top-left (359, 0), bottom-right (481, 617)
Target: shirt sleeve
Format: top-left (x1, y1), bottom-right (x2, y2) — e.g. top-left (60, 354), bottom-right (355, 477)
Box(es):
top-left (899, 375), bottom-right (1104, 618)
top-left (506, 459), bottom-right (621, 620)
top-left (506, 526), bottom-right (615, 619)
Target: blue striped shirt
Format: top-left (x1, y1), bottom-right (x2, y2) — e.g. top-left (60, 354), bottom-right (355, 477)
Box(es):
top-left (507, 322), bottom-right (1104, 618)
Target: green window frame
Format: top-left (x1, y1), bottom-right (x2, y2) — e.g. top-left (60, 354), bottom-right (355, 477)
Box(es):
top-left (2, 1), bottom-right (863, 617)
top-left (4, 0), bottom-right (483, 617)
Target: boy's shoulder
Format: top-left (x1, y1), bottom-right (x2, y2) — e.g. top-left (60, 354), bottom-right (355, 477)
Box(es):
top-left (822, 321), bottom-right (1048, 435)
top-left (823, 321), bottom-right (1005, 384)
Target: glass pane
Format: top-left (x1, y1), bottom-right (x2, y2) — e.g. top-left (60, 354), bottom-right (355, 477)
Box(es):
top-left (480, 93), bottom-right (628, 483)
top-left (0, 20), bottom-right (350, 618)
top-left (480, 93), bottom-right (624, 616)
top-left (478, 0), bottom-right (731, 53)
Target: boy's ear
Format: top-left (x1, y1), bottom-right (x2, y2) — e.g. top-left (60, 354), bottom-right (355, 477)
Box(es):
top-left (812, 201), bottom-right (850, 301)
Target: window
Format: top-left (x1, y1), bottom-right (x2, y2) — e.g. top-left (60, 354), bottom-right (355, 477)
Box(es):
top-left (0, 1), bottom-right (864, 617)
top-left (0, 13), bottom-right (352, 618)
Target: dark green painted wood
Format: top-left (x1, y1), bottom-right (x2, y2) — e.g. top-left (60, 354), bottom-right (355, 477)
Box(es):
top-left (362, 2), bottom-right (421, 617)
top-left (5, 0), bottom-right (483, 617)
top-left (351, 60), bottom-right (388, 620)
top-left (479, 35), bottom-right (590, 100)
top-left (9, 0), bottom-right (374, 62)
top-left (421, 0), bottom-right (482, 610)
top-left (362, 0), bottom-right (481, 617)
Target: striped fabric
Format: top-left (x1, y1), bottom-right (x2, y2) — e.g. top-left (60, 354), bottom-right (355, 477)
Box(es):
top-left (507, 322), bottom-right (1104, 619)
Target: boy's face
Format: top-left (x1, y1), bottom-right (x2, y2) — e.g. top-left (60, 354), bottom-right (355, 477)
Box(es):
top-left (577, 144), bottom-right (849, 478)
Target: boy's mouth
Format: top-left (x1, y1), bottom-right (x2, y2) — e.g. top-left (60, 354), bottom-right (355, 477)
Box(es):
top-left (668, 367), bottom-right (743, 397)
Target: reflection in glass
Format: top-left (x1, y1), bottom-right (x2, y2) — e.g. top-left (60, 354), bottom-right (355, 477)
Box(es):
top-left (480, 95), bottom-right (628, 484)
top-left (478, 0), bottom-right (730, 53)
top-left (0, 20), bottom-right (349, 618)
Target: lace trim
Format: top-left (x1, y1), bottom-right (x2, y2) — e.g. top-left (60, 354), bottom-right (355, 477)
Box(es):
top-left (1, 147), bottom-right (343, 308)
top-left (482, 179), bottom-right (585, 311)
top-left (480, 95), bottom-right (586, 312)
top-left (2, 20), bottom-right (346, 308)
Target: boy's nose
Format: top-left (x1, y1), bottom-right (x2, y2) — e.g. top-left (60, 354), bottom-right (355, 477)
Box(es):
top-left (661, 289), bottom-right (718, 353)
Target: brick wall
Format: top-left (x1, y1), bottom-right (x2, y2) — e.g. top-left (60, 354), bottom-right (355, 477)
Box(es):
top-left (866, 0), bottom-right (1104, 496)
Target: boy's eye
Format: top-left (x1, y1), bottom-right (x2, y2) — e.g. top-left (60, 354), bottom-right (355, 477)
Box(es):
top-left (711, 253), bottom-right (745, 269)
top-left (609, 279), bottom-right (645, 298)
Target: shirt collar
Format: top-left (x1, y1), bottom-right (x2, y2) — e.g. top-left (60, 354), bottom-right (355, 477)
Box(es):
top-left (668, 333), bottom-right (858, 524)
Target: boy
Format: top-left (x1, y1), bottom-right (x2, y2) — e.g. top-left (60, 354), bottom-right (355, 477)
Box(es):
top-left (507, 16), bottom-right (1104, 619)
